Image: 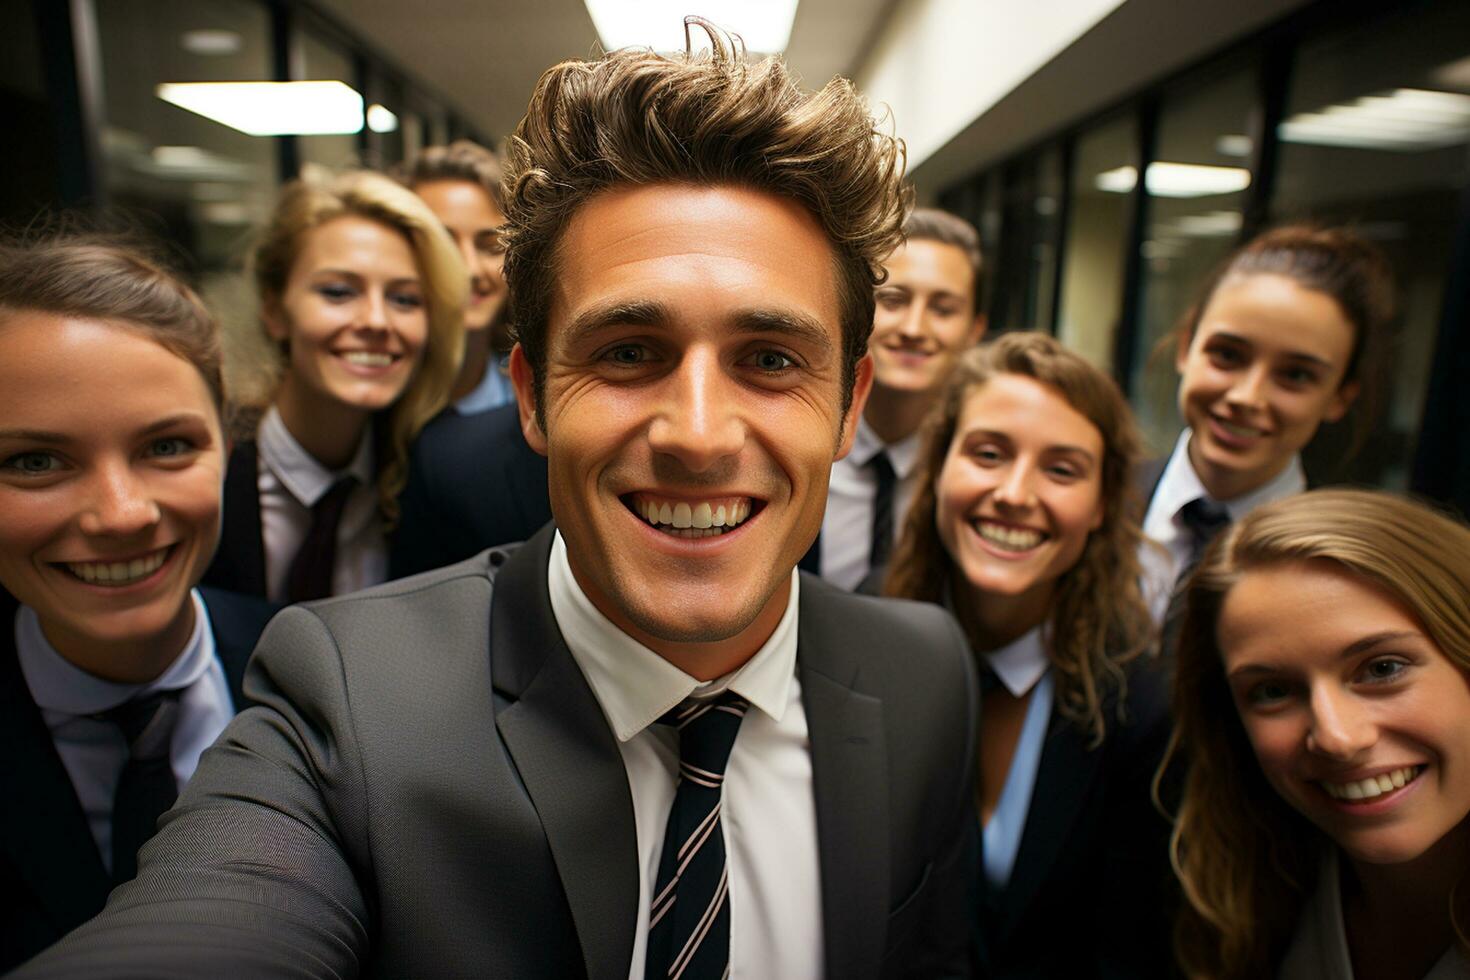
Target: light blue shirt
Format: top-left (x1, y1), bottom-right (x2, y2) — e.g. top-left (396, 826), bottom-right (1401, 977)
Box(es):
top-left (14, 589), bottom-right (234, 873)
top-left (454, 353), bottom-right (516, 415)
top-left (981, 626), bottom-right (1054, 889)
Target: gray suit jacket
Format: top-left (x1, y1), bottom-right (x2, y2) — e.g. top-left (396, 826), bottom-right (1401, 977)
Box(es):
top-left (17, 525), bottom-right (977, 979)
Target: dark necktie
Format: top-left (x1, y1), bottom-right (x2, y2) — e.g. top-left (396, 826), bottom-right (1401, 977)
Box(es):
top-left (101, 689), bottom-right (182, 884)
top-left (1161, 498), bottom-right (1233, 662)
top-left (286, 476), bottom-right (357, 603)
top-left (869, 451), bottom-right (898, 571)
top-left (645, 692), bottom-right (750, 980)
top-left (1179, 497), bottom-right (1231, 569)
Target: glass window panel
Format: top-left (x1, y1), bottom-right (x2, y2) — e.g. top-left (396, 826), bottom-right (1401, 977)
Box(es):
top-left (990, 146), bottom-right (1064, 333)
top-left (0, 0), bottom-right (60, 223)
top-left (92, 0), bottom-right (277, 390)
top-left (295, 26), bottom-right (359, 174)
top-left (1056, 111), bottom-right (1139, 373)
top-left (1131, 59), bottom-right (1258, 455)
top-left (1272, 3), bottom-right (1470, 489)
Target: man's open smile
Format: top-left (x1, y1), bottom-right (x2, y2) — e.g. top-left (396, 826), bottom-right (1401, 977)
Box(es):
top-left (624, 492), bottom-right (764, 538)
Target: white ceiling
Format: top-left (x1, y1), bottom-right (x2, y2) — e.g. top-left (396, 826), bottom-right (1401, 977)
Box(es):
top-left (311, 0), bottom-right (898, 147)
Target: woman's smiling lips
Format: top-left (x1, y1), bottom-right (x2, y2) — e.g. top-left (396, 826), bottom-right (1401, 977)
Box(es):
top-left (1312, 764), bottom-right (1429, 815)
top-left (967, 517), bottom-right (1050, 559)
top-left (51, 544), bottom-right (177, 591)
top-left (1206, 413), bottom-right (1268, 450)
top-left (333, 349), bottom-right (403, 376)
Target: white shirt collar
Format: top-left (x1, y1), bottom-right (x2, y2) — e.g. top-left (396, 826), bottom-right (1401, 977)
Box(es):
top-left (257, 405), bottom-right (375, 508)
top-left (16, 589), bottom-right (217, 715)
top-left (546, 531), bottom-right (800, 742)
top-left (851, 415), bottom-right (923, 480)
top-left (984, 625), bottom-right (1049, 698)
top-left (1153, 428), bottom-right (1305, 523)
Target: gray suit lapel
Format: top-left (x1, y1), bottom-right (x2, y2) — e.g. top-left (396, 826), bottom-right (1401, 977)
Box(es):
top-left (798, 581), bottom-right (889, 980)
top-left (490, 529), bottom-right (640, 980)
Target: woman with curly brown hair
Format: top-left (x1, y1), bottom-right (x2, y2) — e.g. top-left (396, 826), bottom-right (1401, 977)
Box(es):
top-left (1169, 488), bottom-right (1470, 979)
top-left (884, 331), bottom-right (1173, 976)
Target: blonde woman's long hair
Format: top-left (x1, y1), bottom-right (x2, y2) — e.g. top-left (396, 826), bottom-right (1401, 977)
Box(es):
top-left (248, 170), bottom-right (467, 526)
top-left (884, 331), bottom-right (1153, 744)
top-left (1167, 488), bottom-right (1470, 979)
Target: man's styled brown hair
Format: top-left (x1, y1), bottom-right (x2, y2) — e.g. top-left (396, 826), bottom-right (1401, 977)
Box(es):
top-left (500, 18), bottom-right (910, 421)
top-left (396, 139), bottom-right (506, 211)
top-left (903, 207), bottom-right (985, 314)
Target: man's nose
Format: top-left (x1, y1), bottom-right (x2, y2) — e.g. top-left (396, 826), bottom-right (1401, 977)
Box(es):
top-left (646, 348), bottom-right (745, 472)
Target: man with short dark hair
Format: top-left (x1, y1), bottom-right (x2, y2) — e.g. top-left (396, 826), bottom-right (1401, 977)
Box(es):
top-left (18, 24), bottom-right (976, 980)
top-left (813, 207), bottom-right (987, 589)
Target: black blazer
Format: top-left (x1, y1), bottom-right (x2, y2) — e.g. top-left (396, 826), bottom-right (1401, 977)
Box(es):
top-left (20, 526), bottom-right (979, 978)
top-left (201, 441), bottom-right (267, 597)
top-left (389, 403), bottom-right (553, 578)
top-left (0, 587), bottom-right (277, 973)
top-left (972, 660), bottom-right (1176, 979)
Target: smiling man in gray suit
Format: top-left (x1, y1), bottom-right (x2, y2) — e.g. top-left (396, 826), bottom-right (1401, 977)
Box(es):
top-left (18, 21), bottom-right (977, 980)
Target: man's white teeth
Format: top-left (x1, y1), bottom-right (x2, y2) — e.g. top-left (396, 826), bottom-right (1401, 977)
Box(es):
top-left (342, 351), bottom-right (394, 367)
top-left (1322, 765), bottom-right (1423, 801)
top-left (975, 520), bottom-right (1045, 552)
top-left (641, 497), bottom-right (750, 534)
top-left (65, 548), bottom-right (168, 586)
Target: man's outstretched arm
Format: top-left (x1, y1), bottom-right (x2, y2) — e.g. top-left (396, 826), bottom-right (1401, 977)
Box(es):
top-left (16, 606), bottom-right (373, 979)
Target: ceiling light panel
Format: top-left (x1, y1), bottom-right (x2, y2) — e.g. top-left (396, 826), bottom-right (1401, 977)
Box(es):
top-left (1094, 162), bottom-right (1251, 198)
top-left (156, 81), bottom-right (364, 136)
top-left (1279, 88), bottom-right (1470, 152)
top-left (584, 0), bottom-right (800, 54)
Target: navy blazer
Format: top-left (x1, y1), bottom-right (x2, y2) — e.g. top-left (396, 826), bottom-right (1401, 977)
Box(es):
top-left (0, 587), bottom-right (277, 973)
top-left (389, 403), bottom-right (553, 578)
top-left (200, 441), bottom-right (267, 597)
top-left (972, 659), bottom-right (1176, 978)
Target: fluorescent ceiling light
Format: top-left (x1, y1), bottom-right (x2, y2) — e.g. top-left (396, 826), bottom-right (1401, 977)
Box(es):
top-left (1278, 87), bottom-right (1470, 152)
top-left (156, 81), bottom-right (364, 136)
top-left (1095, 162), bottom-right (1251, 198)
top-left (367, 104), bottom-right (399, 133)
top-left (584, 0), bottom-right (800, 54)
top-left (1215, 134), bottom-right (1253, 158)
top-left (181, 29), bottom-right (242, 56)
top-left (133, 144), bottom-right (252, 181)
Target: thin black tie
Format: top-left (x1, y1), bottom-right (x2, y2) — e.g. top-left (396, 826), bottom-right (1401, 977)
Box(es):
top-left (645, 692), bottom-right (750, 980)
top-left (286, 475), bottom-right (357, 602)
top-left (1179, 497), bottom-right (1231, 569)
top-left (101, 689), bottom-right (182, 884)
top-left (869, 451), bottom-right (898, 572)
top-left (1161, 498), bottom-right (1233, 662)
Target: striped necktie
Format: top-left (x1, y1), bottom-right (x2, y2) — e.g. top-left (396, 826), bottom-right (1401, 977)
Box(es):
top-left (645, 691), bottom-right (750, 980)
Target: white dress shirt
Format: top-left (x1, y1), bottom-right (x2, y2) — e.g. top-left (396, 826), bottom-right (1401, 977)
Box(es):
top-left (256, 405), bottom-right (386, 602)
top-left (1278, 848), bottom-right (1470, 979)
top-left (546, 533), bottom-right (823, 980)
top-left (1139, 430), bottom-right (1305, 623)
top-left (14, 590), bottom-right (234, 873)
top-left (454, 352), bottom-right (516, 415)
top-left (820, 416), bottom-right (923, 590)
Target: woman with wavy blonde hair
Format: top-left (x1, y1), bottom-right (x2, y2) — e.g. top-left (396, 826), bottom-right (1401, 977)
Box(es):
top-left (884, 331), bottom-right (1173, 976)
top-left (203, 169), bottom-right (465, 601)
top-left (1169, 488), bottom-right (1470, 979)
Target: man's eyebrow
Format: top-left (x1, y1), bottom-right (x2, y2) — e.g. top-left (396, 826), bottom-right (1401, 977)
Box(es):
top-left (731, 309), bottom-right (833, 354)
top-left (566, 300), bottom-right (670, 340)
top-left (565, 302), bottom-right (834, 354)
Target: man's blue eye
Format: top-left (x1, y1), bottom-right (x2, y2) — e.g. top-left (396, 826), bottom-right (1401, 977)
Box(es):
top-left (752, 351), bottom-right (793, 372)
